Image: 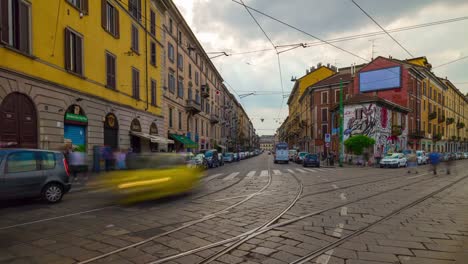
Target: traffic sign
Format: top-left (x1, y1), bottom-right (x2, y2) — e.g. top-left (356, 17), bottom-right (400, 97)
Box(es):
top-left (325, 133), bottom-right (331, 143)
top-left (325, 142), bottom-right (330, 148)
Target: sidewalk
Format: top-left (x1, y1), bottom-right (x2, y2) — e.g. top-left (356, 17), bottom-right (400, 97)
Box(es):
top-left (68, 172), bottom-right (104, 193)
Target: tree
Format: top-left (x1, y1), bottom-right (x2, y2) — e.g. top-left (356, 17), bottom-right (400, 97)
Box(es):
top-left (344, 135), bottom-right (376, 155)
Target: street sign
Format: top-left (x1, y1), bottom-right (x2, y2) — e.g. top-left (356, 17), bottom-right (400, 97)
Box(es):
top-left (325, 142), bottom-right (330, 148)
top-left (325, 133), bottom-right (331, 143)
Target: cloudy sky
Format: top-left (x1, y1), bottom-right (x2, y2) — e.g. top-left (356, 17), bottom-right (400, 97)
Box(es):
top-left (173, 0), bottom-right (468, 135)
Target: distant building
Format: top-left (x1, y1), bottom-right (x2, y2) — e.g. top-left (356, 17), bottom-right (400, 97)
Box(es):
top-left (259, 135), bottom-right (275, 150)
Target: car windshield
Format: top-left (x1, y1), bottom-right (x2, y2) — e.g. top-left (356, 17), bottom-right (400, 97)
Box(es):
top-left (205, 151), bottom-right (213, 158)
top-left (385, 154), bottom-right (399, 158)
top-left (306, 154), bottom-right (317, 159)
top-left (299, 152), bottom-right (308, 157)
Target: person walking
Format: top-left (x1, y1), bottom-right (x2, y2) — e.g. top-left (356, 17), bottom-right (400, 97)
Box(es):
top-left (446, 153), bottom-right (454, 175)
top-left (407, 149), bottom-right (418, 174)
top-left (428, 151), bottom-right (441, 175)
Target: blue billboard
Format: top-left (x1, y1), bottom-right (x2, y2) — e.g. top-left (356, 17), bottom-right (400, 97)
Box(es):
top-left (359, 66), bottom-right (401, 92)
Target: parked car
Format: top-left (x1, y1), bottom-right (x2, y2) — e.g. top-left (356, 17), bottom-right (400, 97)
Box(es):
top-left (303, 154), bottom-right (320, 167)
top-left (464, 152), bottom-right (468, 159)
top-left (379, 153), bottom-right (407, 168)
top-left (455, 152), bottom-right (462, 160)
top-left (223, 153), bottom-right (234, 163)
top-left (191, 154), bottom-right (207, 169)
top-left (288, 150), bottom-right (297, 161)
top-left (233, 153), bottom-right (239, 162)
top-left (218, 153), bottom-right (224, 166)
top-left (295, 152), bottom-right (309, 164)
top-left (0, 149), bottom-right (72, 203)
top-left (204, 150), bottom-right (220, 168)
top-left (239, 152), bottom-right (246, 160)
top-left (415, 150), bottom-right (428, 165)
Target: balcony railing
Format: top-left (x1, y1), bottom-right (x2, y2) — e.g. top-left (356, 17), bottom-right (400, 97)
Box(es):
top-left (428, 112), bottom-right (437, 120)
top-left (409, 130), bottom-right (425, 139)
top-left (185, 99), bottom-right (201, 114)
top-left (201, 85), bottom-right (210, 98)
top-left (210, 114), bottom-right (219, 124)
top-left (446, 117), bottom-right (455, 125)
top-left (457, 122), bottom-right (465, 129)
top-left (438, 115), bottom-right (445, 124)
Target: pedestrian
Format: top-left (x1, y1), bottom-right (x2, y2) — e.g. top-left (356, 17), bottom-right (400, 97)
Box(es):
top-left (446, 153), bottom-right (454, 175)
top-left (428, 151), bottom-right (441, 175)
top-left (407, 149), bottom-right (418, 174)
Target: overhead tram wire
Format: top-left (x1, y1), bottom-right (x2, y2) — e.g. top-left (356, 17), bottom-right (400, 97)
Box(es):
top-left (433, 55), bottom-right (468, 69)
top-left (350, 0), bottom-right (414, 57)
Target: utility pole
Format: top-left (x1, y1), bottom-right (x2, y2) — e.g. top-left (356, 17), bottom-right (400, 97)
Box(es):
top-left (369, 38), bottom-right (379, 60)
top-left (339, 78), bottom-right (344, 167)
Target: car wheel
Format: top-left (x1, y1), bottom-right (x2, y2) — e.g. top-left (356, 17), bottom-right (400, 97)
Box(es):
top-left (303, 164), bottom-right (306, 167)
top-left (380, 165), bottom-right (384, 168)
top-left (274, 160), bottom-right (277, 164)
top-left (286, 161), bottom-right (289, 164)
top-left (42, 183), bottom-right (64, 203)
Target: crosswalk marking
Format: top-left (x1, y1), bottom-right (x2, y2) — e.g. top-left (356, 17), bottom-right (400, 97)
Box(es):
top-left (223, 172), bottom-right (240, 181)
top-left (287, 169), bottom-right (295, 174)
top-left (295, 168), bottom-right (307, 173)
top-left (304, 168), bottom-right (317, 172)
top-left (273, 169), bottom-right (282, 175)
top-left (203, 173), bottom-right (224, 182)
top-left (316, 168), bottom-right (326, 172)
top-left (246, 171), bottom-right (256, 178)
top-left (260, 170), bottom-right (269, 177)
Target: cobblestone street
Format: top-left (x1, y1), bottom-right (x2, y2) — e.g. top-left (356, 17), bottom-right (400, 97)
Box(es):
top-left (1, 154), bottom-right (467, 264)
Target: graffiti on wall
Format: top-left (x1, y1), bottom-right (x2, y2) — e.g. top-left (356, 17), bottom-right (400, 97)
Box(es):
top-left (343, 103), bottom-right (407, 157)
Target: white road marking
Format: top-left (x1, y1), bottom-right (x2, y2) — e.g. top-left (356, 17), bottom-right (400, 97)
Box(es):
top-left (223, 172), bottom-right (240, 181)
top-left (260, 170), bottom-right (269, 177)
top-left (317, 223), bottom-right (345, 263)
top-left (304, 168), bottom-right (317, 172)
top-left (287, 169), bottom-right (295, 174)
top-left (340, 193), bottom-right (347, 200)
top-left (214, 191), bottom-right (273, 202)
top-left (408, 172), bottom-right (429, 179)
top-left (246, 171), bottom-right (256, 178)
top-left (295, 168), bottom-right (307, 173)
top-left (273, 169), bottom-right (282, 175)
top-left (203, 173), bottom-right (224, 182)
top-left (331, 184), bottom-right (339, 189)
top-left (340, 207), bottom-right (348, 216)
top-left (316, 168), bottom-right (326, 172)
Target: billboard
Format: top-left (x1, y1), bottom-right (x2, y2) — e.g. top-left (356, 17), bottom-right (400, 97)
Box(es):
top-left (359, 66), bottom-right (401, 92)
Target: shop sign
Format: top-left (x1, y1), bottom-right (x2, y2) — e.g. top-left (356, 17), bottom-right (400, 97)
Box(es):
top-left (65, 113), bottom-right (88, 123)
top-left (105, 114), bottom-right (117, 129)
top-left (131, 119), bottom-right (141, 132)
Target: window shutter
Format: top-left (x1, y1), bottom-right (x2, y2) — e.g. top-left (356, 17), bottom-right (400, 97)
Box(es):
top-left (83, 0), bottom-right (89, 14)
top-left (75, 35), bottom-right (83, 75)
top-left (64, 28), bottom-right (71, 70)
top-left (0, 0), bottom-right (9, 43)
top-left (101, 0), bottom-right (107, 30)
top-left (114, 8), bottom-right (120, 38)
top-left (111, 56), bottom-right (116, 88)
top-left (106, 54), bottom-right (110, 87)
top-left (18, 2), bottom-right (29, 53)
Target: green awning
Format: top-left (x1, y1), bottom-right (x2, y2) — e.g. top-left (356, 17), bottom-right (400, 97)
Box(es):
top-left (170, 134), bottom-right (198, 148)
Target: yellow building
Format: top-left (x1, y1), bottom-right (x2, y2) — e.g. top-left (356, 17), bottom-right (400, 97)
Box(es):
top-left (0, 0), bottom-right (169, 160)
top-left (286, 65), bottom-right (335, 149)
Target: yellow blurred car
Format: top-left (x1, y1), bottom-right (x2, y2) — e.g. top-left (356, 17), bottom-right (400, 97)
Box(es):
top-left (101, 153), bottom-right (205, 204)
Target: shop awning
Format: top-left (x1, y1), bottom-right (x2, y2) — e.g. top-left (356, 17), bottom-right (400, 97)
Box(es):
top-left (217, 144), bottom-right (227, 149)
top-left (130, 131), bottom-right (174, 144)
top-left (170, 134), bottom-right (198, 148)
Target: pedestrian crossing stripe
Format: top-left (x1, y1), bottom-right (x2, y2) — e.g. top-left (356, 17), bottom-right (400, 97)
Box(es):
top-left (246, 171), bottom-right (256, 178)
top-left (260, 170), bottom-right (269, 177)
top-left (295, 168), bottom-right (307, 173)
top-left (287, 169), bottom-right (295, 174)
top-left (223, 172), bottom-right (240, 181)
top-left (273, 169), bottom-right (281, 175)
top-left (304, 168), bottom-right (317, 172)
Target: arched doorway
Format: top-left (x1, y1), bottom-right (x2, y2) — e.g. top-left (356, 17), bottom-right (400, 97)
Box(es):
top-left (149, 122), bottom-right (158, 152)
top-left (104, 113), bottom-right (119, 149)
top-left (130, 119), bottom-right (141, 153)
top-left (0, 92), bottom-right (37, 148)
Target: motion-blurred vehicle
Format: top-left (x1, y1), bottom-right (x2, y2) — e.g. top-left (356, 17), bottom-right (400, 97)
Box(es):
top-left (295, 152), bottom-right (309, 164)
top-left (416, 150), bottom-right (428, 165)
top-left (223, 153), bottom-right (234, 163)
top-left (288, 150), bottom-right (297, 161)
top-left (218, 153), bottom-right (224, 166)
top-left (379, 153), bottom-right (407, 168)
top-left (102, 153), bottom-right (204, 204)
top-left (303, 154), bottom-right (320, 167)
top-left (274, 142), bottom-right (289, 164)
top-left (0, 149), bottom-right (72, 203)
top-left (204, 150), bottom-right (220, 168)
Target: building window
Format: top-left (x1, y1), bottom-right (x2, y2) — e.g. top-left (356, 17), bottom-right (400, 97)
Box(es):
top-left (177, 78), bottom-right (184, 98)
top-left (423, 100), bottom-right (426, 111)
top-left (67, 0), bottom-right (88, 12)
top-left (195, 119), bottom-right (198, 134)
top-left (321, 91), bottom-right (328, 104)
top-left (423, 83), bottom-right (426, 96)
top-left (189, 64), bottom-right (192, 79)
top-left (195, 53), bottom-right (199, 65)
top-left (150, 9), bottom-right (156, 36)
top-left (105, 52), bottom-right (116, 89)
top-left (178, 111), bottom-right (182, 129)
top-left (131, 24), bottom-right (139, 53)
top-left (1, 0), bottom-right (31, 54)
top-left (128, 0), bottom-right (141, 21)
top-left (195, 71), bottom-right (199, 85)
top-left (102, 1), bottom-right (119, 37)
top-left (169, 18), bottom-right (173, 34)
top-left (168, 71), bottom-right (175, 93)
top-left (427, 122), bottom-right (431, 133)
top-left (356, 108), bottom-right (363, 119)
top-left (151, 79), bottom-right (157, 106)
top-left (429, 86), bottom-right (432, 99)
top-left (168, 43), bottom-right (174, 62)
top-left (150, 41), bottom-right (156, 66)
top-left (178, 54), bottom-right (183, 71)
top-left (321, 124), bottom-right (328, 138)
top-left (201, 121), bottom-right (204, 136)
top-left (196, 90), bottom-right (200, 104)
top-left (169, 108), bottom-right (173, 128)
top-left (335, 90), bottom-right (340, 103)
top-left (132, 67), bottom-right (140, 99)
top-left (188, 87), bottom-right (193, 100)
top-left (178, 30), bottom-right (182, 45)
top-left (322, 108), bottom-right (328, 122)
top-left (64, 28), bottom-right (83, 75)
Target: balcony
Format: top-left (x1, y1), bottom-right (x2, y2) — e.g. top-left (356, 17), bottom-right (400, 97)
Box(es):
top-left (438, 115), bottom-right (445, 124)
top-left (432, 133), bottom-right (442, 142)
top-left (185, 99), bottom-right (201, 114)
top-left (201, 84), bottom-right (210, 98)
top-left (457, 122), bottom-right (465, 129)
top-left (409, 130), bottom-right (425, 139)
top-left (446, 117), bottom-right (455, 125)
top-left (428, 112), bottom-right (437, 120)
top-left (391, 125), bottom-right (402, 136)
top-left (210, 114), bottom-right (219, 124)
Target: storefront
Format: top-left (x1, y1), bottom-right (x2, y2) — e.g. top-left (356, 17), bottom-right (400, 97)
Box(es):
top-left (170, 134), bottom-right (198, 152)
top-left (130, 119), bottom-right (142, 153)
top-left (64, 105), bottom-right (88, 153)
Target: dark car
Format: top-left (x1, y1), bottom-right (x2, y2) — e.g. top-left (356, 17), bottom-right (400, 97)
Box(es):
top-left (204, 150), bottom-right (220, 168)
top-left (303, 154), bottom-right (320, 167)
top-left (295, 152), bottom-right (309, 164)
top-left (0, 149), bottom-right (72, 203)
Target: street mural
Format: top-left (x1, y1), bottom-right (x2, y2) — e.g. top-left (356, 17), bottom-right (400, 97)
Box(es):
top-left (343, 103), bottom-right (407, 157)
